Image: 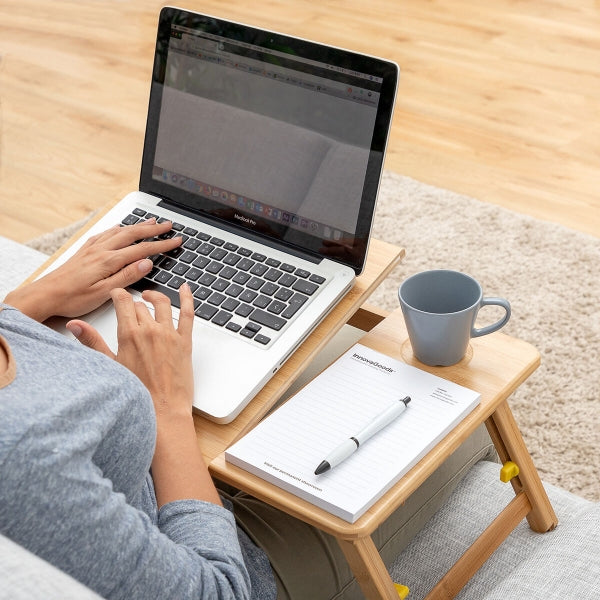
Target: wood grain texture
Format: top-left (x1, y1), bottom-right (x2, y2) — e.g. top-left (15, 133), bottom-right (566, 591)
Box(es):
top-left (1, 0), bottom-right (599, 242)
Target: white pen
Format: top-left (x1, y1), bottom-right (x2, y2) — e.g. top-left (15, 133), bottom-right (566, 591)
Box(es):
top-left (314, 396), bottom-right (411, 475)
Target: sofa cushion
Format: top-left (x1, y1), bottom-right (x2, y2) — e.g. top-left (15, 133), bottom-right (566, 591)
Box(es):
top-left (388, 460), bottom-right (598, 599)
top-left (0, 533), bottom-right (102, 599)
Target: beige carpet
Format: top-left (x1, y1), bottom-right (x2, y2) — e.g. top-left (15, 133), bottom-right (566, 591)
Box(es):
top-left (27, 172), bottom-right (600, 501)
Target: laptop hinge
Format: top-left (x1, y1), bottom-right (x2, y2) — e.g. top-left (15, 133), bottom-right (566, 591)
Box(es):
top-left (157, 199), bottom-right (322, 265)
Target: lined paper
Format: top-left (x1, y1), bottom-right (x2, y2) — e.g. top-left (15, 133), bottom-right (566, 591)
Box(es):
top-left (225, 344), bottom-right (480, 522)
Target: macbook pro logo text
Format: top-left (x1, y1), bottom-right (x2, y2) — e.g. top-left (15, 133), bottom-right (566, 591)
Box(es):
top-left (234, 213), bottom-right (257, 227)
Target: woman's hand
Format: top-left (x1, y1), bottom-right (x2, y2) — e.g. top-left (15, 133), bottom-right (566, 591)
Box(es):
top-left (69, 284), bottom-right (196, 420)
top-left (4, 219), bottom-right (182, 323)
top-left (66, 285), bottom-right (222, 507)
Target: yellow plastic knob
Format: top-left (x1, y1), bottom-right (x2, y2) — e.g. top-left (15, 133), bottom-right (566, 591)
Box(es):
top-left (500, 461), bottom-right (520, 482)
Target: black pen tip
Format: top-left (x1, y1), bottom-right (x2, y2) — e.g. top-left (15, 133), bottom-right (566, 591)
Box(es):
top-left (314, 461), bottom-right (331, 475)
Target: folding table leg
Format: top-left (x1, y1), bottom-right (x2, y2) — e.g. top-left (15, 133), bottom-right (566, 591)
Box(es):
top-left (337, 536), bottom-right (400, 600)
top-left (486, 400), bottom-right (558, 533)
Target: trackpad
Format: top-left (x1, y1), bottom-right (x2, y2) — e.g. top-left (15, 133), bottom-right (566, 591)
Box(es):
top-left (86, 299), bottom-right (179, 354)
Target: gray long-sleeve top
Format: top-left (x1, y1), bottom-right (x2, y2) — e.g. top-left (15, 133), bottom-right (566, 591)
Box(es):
top-left (0, 305), bottom-right (252, 599)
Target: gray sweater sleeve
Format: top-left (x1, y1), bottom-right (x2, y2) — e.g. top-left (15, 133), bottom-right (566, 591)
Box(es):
top-left (0, 306), bottom-right (252, 600)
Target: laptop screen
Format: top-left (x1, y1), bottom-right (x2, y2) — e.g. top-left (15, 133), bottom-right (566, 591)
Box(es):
top-left (140, 7), bottom-right (398, 273)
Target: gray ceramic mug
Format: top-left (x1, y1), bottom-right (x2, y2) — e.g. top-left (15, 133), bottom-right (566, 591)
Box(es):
top-left (398, 270), bottom-right (511, 366)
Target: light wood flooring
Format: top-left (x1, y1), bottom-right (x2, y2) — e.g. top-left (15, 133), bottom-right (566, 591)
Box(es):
top-left (1, 0), bottom-right (599, 243)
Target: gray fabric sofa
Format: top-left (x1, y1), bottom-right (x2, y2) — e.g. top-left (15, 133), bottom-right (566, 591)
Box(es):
top-left (1, 235), bottom-right (598, 599)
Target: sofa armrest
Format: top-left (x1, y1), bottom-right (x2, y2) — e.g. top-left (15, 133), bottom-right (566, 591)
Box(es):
top-left (0, 236), bottom-right (48, 301)
top-left (0, 534), bottom-right (102, 599)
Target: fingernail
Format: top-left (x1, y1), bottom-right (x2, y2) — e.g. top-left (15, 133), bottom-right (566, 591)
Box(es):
top-left (67, 323), bottom-right (82, 338)
top-left (138, 258), bottom-right (153, 273)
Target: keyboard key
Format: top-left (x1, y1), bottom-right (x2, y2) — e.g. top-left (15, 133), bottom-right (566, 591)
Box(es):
top-left (237, 247), bottom-right (252, 257)
top-left (237, 258), bottom-right (254, 271)
top-left (225, 284), bottom-right (244, 297)
top-left (261, 282), bottom-right (278, 296)
top-left (275, 288), bottom-right (293, 302)
top-left (251, 252), bottom-right (266, 262)
top-left (267, 300), bottom-right (286, 315)
top-left (193, 286), bottom-right (212, 301)
top-left (222, 298), bottom-right (241, 312)
top-left (122, 214), bottom-right (139, 225)
top-left (196, 231), bottom-right (211, 241)
top-left (211, 279), bottom-right (229, 292)
top-left (309, 274), bottom-right (326, 284)
top-left (172, 262), bottom-right (190, 276)
top-left (207, 292), bottom-right (226, 306)
top-left (183, 238), bottom-right (201, 251)
top-left (195, 304), bottom-right (218, 320)
top-left (179, 251), bottom-right (198, 264)
top-left (264, 268), bottom-right (283, 282)
top-left (250, 263), bottom-right (268, 276)
top-left (226, 322), bottom-right (242, 333)
top-left (166, 246), bottom-right (184, 259)
top-left (235, 303), bottom-right (253, 318)
top-left (210, 247), bottom-right (228, 261)
top-left (246, 277), bottom-right (264, 291)
top-left (159, 257), bottom-right (178, 271)
top-left (253, 295), bottom-right (271, 309)
top-left (192, 255), bottom-right (210, 269)
top-left (265, 258), bottom-right (281, 267)
top-left (281, 293), bottom-right (308, 319)
top-left (232, 271), bottom-right (251, 285)
top-left (278, 273), bottom-right (297, 287)
top-left (254, 334), bottom-right (271, 345)
top-left (154, 270), bottom-right (172, 284)
top-left (130, 280), bottom-right (180, 307)
top-left (198, 273), bottom-right (216, 286)
top-left (206, 261), bottom-right (224, 274)
top-left (132, 208), bottom-right (146, 217)
top-left (280, 263), bottom-right (295, 273)
top-left (220, 266), bottom-right (237, 279)
top-left (292, 279), bottom-right (319, 296)
top-left (185, 267), bottom-right (202, 281)
top-left (167, 276), bottom-right (186, 290)
top-left (294, 268), bottom-right (310, 279)
top-left (211, 311), bottom-right (232, 326)
top-left (239, 290), bottom-right (258, 303)
top-left (210, 237), bottom-right (225, 246)
top-left (223, 253), bottom-right (241, 266)
top-left (249, 309), bottom-right (286, 331)
top-left (240, 327), bottom-right (256, 339)
top-left (183, 226), bottom-right (198, 236)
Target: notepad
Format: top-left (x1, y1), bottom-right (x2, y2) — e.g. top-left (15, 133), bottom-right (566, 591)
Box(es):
top-left (225, 343), bottom-right (481, 522)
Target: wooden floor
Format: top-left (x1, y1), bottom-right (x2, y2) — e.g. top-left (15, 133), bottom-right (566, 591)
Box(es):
top-left (1, 0), bottom-right (599, 243)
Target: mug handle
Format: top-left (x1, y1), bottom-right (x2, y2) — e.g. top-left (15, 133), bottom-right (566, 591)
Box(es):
top-left (471, 297), bottom-right (511, 337)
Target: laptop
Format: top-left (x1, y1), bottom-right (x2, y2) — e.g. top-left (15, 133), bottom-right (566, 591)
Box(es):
top-left (44, 6), bottom-right (399, 423)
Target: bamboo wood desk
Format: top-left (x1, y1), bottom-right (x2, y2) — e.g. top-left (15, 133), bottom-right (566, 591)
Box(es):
top-left (208, 308), bottom-right (559, 600)
top-left (192, 238), bottom-right (405, 462)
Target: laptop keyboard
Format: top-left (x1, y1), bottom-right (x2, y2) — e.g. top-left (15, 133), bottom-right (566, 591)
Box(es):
top-left (123, 208), bottom-right (327, 346)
